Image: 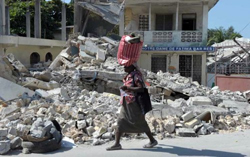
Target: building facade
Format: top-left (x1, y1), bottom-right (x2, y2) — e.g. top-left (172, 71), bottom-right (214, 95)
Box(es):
top-left (0, 0), bottom-right (66, 68)
top-left (120, 0), bottom-right (218, 85)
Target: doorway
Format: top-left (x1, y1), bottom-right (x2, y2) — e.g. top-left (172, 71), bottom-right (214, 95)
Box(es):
top-left (182, 14), bottom-right (196, 31)
top-left (30, 52), bottom-right (40, 65)
top-left (45, 52), bottom-right (53, 62)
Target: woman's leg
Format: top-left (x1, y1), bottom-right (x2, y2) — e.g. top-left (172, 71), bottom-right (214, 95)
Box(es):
top-left (145, 131), bottom-right (156, 143)
top-left (106, 131), bottom-right (123, 150)
top-left (114, 131), bottom-right (123, 146)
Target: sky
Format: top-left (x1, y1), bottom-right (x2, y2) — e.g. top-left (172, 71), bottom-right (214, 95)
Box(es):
top-left (209, 0), bottom-right (250, 38)
top-left (63, 0), bottom-right (250, 38)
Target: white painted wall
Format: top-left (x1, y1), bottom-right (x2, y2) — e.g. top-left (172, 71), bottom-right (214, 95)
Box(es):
top-left (0, 36), bottom-right (65, 67)
top-left (5, 45), bottom-right (63, 67)
top-left (138, 51), bottom-right (207, 85)
top-left (127, 4), bottom-right (204, 31)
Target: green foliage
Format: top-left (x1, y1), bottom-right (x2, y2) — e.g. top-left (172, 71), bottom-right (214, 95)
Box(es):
top-left (207, 26), bottom-right (242, 46)
top-left (6, 0), bottom-right (74, 39)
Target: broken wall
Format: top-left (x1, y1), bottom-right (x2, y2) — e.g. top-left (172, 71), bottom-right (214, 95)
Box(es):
top-left (5, 45), bottom-right (63, 68)
top-left (84, 13), bottom-right (114, 37)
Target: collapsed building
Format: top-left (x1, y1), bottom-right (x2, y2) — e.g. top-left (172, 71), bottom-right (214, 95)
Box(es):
top-left (1, 34), bottom-right (250, 155)
top-left (207, 38), bottom-right (250, 90)
top-left (1, 0), bottom-right (250, 155)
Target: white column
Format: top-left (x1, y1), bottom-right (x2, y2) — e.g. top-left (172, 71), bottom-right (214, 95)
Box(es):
top-left (119, 10), bottom-right (124, 36)
top-left (34, 0), bottom-right (41, 38)
top-left (74, 0), bottom-right (79, 33)
top-left (26, 7), bottom-right (31, 37)
top-left (0, 0), bottom-right (6, 35)
top-left (202, 52), bottom-right (207, 85)
top-left (61, 3), bottom-right (66, 41)
top-left (202, 1), bottom-right (209, 43)
top-left (175, 2), bottom-right (179, 31)
top-left (149, 3), bottom-right (151, 31)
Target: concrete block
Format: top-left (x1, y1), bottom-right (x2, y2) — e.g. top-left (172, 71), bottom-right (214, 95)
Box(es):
top-left (80, 50), bottom-right (95, 62)
top-left (0, 140), bottom-right (10, 155)
top-left (83, 40), bottom-right (99, 56)
top-left (185, 118), bottom-right (201, 128)
top-left (86, 126), bottom-right (95, 136)
top-left (60, 87), bottom-right (70, 101)
top-left (96, 49), bottom-right (106, 62)
top-left (0, 77), bottom-right (34, 101)
top-left (30, 129), bottom-right (46, 138)
top-left (0, 128), bottom-right (8, 137)
top-left (77, 120), bottom-right (87, 129)
top-left (102, 132), bottom-right (112, 139)
top-left (164, 121), bottom-right (175, 133)
top-left (1, 105), bottom-right (20, 118)
top-left (101, 36), bottom-right (118, 46)
top-left (10, 137), bottom-right (22, 149)
top-left (20, 77), bottom-right (60, 90)
top-left (43, 121), bottom-right (53, 133)
top-left (181, 111), bottom-right (195, 122)
top-left (176, 128), bottom-right (196, 137)
top-left (189, 96), bottom-right (213, 106)
top-left (8, 127), bottom-right (17, 136)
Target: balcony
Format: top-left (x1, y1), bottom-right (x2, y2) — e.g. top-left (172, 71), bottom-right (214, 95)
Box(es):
top-left (125, 31), bottom-right (206, 47)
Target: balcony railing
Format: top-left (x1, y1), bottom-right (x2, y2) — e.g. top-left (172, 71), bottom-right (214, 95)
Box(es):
top-left (124, 31), bottom-right (205, 47)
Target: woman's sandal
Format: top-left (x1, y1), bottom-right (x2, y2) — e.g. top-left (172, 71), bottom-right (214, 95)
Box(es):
top-left (106, 144), bottom-right (122, 151)
top-left (143, 140), bottom-right (158, 148)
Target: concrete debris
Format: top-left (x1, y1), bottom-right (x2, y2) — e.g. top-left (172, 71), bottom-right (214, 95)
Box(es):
top-left (0, 140), bottom-right (10, 155)
top-left (0, 77), bottom-right (34, 102)
top-left (1, 35), bottom-right (250, 155)
top-left (176, 128), bottom-right (196, 137)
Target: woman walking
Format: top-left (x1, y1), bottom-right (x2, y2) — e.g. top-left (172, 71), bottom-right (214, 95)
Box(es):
top-left (106, 63), bottom-right (158, 151)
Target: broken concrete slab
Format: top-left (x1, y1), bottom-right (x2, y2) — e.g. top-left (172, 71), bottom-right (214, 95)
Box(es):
top-left (5, 53), bottom-right (29, 73)
top-left (181, 111), bottom-right (195, 122)
top-left (10, 137), bottom-right (22, 149)
top-left (96, 49), bottom-right (106, 62)
top-left (20, 77), bottom-right (60, 90)
top-left (0, 128), bottom-right (8, 137)
top-left (0, 77), bottom-right (34, 101)
top-left (176, 128), bottom-right (196, 137)
top-left (1, 105), bottom-right (20, 118)
top-left (218, 100), bottom-right (250, 115)
top-left (0, 140), bottom-right (10, 155)
top-left (188, 96), bottom-right (213, 106)
top-left (184, 105), bottom-right (229, 116)
top-left (80, 50), bottom-right (95, 62)
top-left (185, 118), bottom-right (201, 128)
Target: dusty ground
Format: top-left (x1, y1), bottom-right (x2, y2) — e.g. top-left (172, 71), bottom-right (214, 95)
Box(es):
top-left (9, 129), bottom-right (250, 157)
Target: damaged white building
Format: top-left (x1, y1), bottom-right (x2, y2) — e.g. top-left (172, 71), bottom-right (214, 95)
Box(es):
top-left (74, 0), bottom-right (218, 85)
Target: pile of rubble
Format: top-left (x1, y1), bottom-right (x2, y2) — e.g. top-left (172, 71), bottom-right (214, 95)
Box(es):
top-left (1, 35), bottom-right (250, 154)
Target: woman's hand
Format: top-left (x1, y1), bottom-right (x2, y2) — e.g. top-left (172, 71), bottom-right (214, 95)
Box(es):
top-left (120, 86), bottom-right (128, 91)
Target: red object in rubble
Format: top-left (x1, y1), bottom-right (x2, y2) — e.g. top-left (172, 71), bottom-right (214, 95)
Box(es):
top-left (117, 35), bottom-right (143, 67)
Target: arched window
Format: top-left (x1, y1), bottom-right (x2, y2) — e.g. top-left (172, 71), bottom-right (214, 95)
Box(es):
top-left (45, 52), bottom-right (53, 62)
top-left (30, 52), bottom-right (40, 65)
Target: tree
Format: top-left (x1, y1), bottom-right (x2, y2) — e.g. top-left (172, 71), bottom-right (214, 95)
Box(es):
top-left (5, 0), bottom-right (74, 39)
top-left (207, 26), bottom-right (242, 46)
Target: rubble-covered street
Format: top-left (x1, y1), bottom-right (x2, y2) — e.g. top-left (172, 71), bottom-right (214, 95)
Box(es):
top-left (1, 35), bottom-right (250, 155)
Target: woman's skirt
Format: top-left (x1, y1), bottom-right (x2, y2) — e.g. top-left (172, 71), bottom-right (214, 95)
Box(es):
top-left (116, 101), bottom-right (150, 133)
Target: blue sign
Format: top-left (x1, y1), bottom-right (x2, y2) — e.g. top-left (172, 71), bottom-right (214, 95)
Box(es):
top-left (142, 46), bottom-right (215, 51)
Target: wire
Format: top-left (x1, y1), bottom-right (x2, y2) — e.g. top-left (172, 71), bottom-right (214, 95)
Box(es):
top-left (239, 21), bottom-right (250, 33)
